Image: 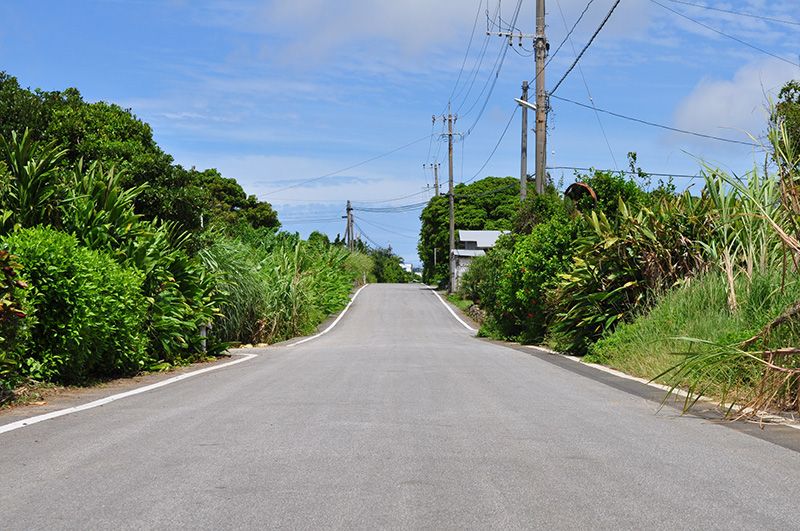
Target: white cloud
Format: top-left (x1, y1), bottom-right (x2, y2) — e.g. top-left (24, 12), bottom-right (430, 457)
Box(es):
top-left (673, 58), bottom-right (798, 144)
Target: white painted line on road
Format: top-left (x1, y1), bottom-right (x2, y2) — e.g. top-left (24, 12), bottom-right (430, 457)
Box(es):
top-left (0, 353), bottom-right (258, 436)
top-left (528, 346), bottom-right (800, 430)
top-left (431, 290), bottom-right (477, 333)
top-left (287, 284), bottom-right (368, 347)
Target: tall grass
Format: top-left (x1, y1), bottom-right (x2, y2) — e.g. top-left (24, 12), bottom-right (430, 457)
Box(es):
top-left (202, 231), bottom-right (370, 345)
top-left (588, 271), bottom-right (800, 405)
top-left (594, 120), bottom-right (800, 415)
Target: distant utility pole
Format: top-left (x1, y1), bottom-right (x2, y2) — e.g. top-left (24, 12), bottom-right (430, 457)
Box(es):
top-left (489, 0), bottom-right (547, 194)
top-left (446, 103), bottom-right (457, 293)
top-left (344, 200), bottom-right (354, 251)
top-left (520, 80), bottom-right (529, 200)
top-left (423, 162), bottom-right (441, 196)
top-left (534, 0), bottom-right (548, 194)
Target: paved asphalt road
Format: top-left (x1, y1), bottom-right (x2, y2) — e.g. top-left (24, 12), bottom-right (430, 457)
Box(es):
top-left (2, 283), bottom-right (799, 530)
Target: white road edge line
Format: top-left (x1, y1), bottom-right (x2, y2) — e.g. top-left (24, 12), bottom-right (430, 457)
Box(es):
top-left (431, 289), bottom-right (477, 333)
top-left (287, 284), bottom-right (369, 347)
top-left (0, 353), bottom-right (258, 436)
top-left (526, 346), bottom-right (800, 431)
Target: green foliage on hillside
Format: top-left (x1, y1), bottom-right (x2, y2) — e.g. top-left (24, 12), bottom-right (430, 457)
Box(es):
top-left (418, 176), bottom-right (528, 284)
top-left (4, 227), bottom-right (149, 384)
top-left (0, 72), bottom-right (368, 399)
top-left (0, 71), bottom-right (278, 233)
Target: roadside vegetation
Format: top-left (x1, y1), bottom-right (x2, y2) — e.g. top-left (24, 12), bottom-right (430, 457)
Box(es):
top-left (0, 72), bottom-right (404, 404)
top-left (422, 80), bottom-right (800, 416)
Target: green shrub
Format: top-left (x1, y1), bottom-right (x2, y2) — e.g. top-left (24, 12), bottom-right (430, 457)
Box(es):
top-left (0, 249), bottom-right (29, 397)
top-left (489, 216), bottom-right (579, 342)
top-left (123, 222), bottom-right (220, 362)
top-left (3, 227), bottom-right (149, 383)
top-left (344, 251), bottom-right (375, 284)
top-left (548, 196), bottom-right (707, 354)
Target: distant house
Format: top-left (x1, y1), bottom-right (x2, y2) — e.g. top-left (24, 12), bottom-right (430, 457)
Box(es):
top-left (450, 230), bottom-right (508, 292)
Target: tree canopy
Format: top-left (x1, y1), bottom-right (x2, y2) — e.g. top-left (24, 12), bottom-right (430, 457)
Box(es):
top-left (0, 71), bottom-right (278, 233)
top-left (418, 176), bottom-right (529, 283)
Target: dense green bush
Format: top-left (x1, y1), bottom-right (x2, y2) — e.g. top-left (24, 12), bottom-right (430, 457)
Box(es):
top-left (122, 223), bottom-right (220, 362)
top-left (0, 249), bottom-right (29, 397)
top-left (548, 196), bottom-right (708, 354)
top-left (494, 216), bottom-right (580, 342)
top-left (3, 227), bottom-right (149, 384)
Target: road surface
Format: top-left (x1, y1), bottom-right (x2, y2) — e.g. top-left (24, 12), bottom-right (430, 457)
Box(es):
top-left (1, 284), bottom-right (799, 529)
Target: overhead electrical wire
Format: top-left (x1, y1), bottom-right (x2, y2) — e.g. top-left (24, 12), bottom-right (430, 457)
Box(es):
top-left (353, 200), bottom-right (430, 213)
top-left (547, 166), bottom-right (703, 179)
top-left (664, 0), bottom-right (800, 27)
top-left (353, 187), bottom-right (434, 205)
top-left (548, 0), bottom-right (597, 68)
top-left (554, 0), bottom-right (618, 170)
top-left (450, 2), bottom-right (502, 115)
top-left (462, 0), bottom-right (524, 134)
top-left (551, 94), bottom-right (761, 147)
top-left (550, 0), bottom-right (622, 95)
top-left (650, 0), bottom-right (800, 67)
top-left (353, 223), bottom-right (383, 249)
top-left (463, 106), bottom-right (519, 184)
top-left (260, 134), bottom-right (433, 196)
top-left (354, 215), bottom-right (418, 240)
top-left (448, 0), bottom-right (485, 105)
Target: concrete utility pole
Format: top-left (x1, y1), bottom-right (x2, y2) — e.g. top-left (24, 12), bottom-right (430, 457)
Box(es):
top-left (423, 163), bottom-right (441, 196)
top-left (447, 104), bottom-right (456, 293)
top-left (534, 0), bottom-right (548, 194)
top-left (520, 80), bottom-right (529, 200)
top-left (345, 200), bottom-right (354, 251)
top-left (488, 4), bottom-right (546, 194)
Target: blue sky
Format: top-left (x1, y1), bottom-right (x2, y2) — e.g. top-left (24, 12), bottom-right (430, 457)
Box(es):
top-left (2, 0), bottom-right (798, 264)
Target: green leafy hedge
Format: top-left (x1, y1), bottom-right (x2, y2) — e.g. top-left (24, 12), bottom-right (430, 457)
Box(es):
top-left (4, 227), bottom-right (149, 384)
top-left (0, 249), bottom-right (29, 395)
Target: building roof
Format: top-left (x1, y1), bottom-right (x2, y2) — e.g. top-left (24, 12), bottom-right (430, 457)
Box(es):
top-left (457, 230), bottom-right (508, 249)
top-left (451, 249), bottom-right (485, 257)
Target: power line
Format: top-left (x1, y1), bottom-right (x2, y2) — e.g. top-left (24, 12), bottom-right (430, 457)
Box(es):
top-left (463, 106), bottom-right (519, 184)
top-left (451, 3), bottom-right (501, 115)
top-left (548, 0), bottom-right (597, 68)
top-left (548, 165), bottom-right (703, 179)
top-left (260, 134), bottom-right (433, 196)
top-left (353, 200), bottom-right (430, 213)
top-left (462, 0), bottom-right (523, 132)
top-left (448, 0), bottom-right (485, 105)
top-left (354, 215), bottom-right (418, 240)
top-left (554, 0), bottom-right (618, 171)
top-left (353, 188), bottom-right (433, 205)
top-left (550, 0), bottom-right (622, 95)
top-left (650, 0), bottom-right (800, 68)
top-left (353, 222), bottom-right (383, 249)
top-left (550, 94), bottom-right (761, 147)
top-left (664, 0), bottom-right (800, 27)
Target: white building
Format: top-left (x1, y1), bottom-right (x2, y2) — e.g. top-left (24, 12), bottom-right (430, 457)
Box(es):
top-left (450, 230), bottom-right (508, 292)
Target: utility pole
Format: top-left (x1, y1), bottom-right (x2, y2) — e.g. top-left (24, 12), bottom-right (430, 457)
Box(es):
top-left (447, 103), bottom-right (456, 293)
top-left (520, 80), bottom-right (529, 200)
top-left (489, 1), bottom-right (547, 194)
top-left (534, 0), bottom-right (548, 194)
top-left (345, 200), bottom-right (354, 251)
top-left (423, 163), bottom-right (441, 196)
